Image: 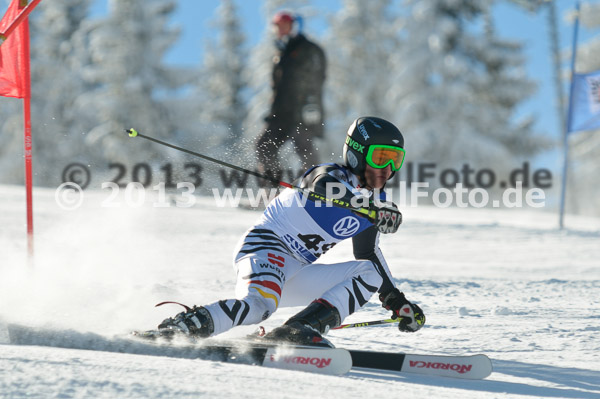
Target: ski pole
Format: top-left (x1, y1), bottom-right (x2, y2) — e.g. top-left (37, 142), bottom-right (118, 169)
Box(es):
top-left (125, 128), bottom-right (381, 220)
top-left (332, 318), bottom-right (400, 329)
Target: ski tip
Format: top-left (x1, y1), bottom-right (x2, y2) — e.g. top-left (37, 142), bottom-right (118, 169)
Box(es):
top-left (473, 354), bottom-right (493, 379)
top-left (396, 352), bottom-right (493, 380)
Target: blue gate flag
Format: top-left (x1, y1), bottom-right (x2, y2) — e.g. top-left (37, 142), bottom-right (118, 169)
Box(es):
top-left (568, 69), bottom-right (600, 133)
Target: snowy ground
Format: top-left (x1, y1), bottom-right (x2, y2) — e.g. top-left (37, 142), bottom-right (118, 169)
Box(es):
top-left (1, 184), bottom-right (599, 399)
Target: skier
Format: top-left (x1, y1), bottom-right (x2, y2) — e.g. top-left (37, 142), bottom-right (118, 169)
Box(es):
top-left (159, 117), bottom-right (425, 346)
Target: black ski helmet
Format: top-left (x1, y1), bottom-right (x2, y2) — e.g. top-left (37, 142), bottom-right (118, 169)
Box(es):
top-left (342, 116), bottom-right (405, 179)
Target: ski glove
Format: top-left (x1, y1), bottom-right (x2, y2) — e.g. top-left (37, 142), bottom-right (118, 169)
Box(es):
top-left (379, 288), bottom-right (425, 332)
top-left (372, 202), bottom-right (402, 234)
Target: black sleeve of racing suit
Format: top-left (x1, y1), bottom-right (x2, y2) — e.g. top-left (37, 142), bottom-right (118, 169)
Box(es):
top-left (299, 164), bottom-right (365, 208)
top-left (299, 164), bottom-right (396, 295)
top-left (352, 226), bottom-right (395, 295)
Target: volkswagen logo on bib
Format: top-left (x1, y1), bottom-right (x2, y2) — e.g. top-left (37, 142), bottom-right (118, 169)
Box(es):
top-left (333, 216), bottom-right (360, 237)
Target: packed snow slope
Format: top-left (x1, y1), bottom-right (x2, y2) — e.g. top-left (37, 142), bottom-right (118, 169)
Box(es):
top-left (1, 185), bottom-right (599, 399)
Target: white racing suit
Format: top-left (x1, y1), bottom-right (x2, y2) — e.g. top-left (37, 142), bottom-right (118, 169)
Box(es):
top-left (203, 163), bottom-right (397, 336)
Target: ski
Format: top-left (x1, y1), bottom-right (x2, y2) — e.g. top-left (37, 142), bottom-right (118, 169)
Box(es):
top-left (4, 323), bottom-right (351, 376)
top-left (130, 329), bottom-right (352, 375)
top-left (133, 330), bottom-right (492, 379)
top-left (349, 350), bottom-right (492, 379)
top-left (5, 323), bottom-right (492, 379)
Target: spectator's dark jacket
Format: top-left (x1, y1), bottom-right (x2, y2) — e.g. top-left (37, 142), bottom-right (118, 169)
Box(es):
top-left (268, 33), bottom-right (326, 137)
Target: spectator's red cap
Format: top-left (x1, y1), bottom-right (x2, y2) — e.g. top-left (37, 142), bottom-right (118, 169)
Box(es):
top-left (272, 11), bottom-right (295, 25)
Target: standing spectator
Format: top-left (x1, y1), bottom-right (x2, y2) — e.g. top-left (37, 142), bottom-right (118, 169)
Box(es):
top-left (256, 10), bottom-right (326, 180)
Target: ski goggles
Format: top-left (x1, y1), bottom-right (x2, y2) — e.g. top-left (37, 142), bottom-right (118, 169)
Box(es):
top-left (366, 145), bottom-right (406, 171)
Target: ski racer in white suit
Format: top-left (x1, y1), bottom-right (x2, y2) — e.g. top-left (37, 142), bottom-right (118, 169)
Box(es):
top-left (159, 117), bottom-right (426, 345)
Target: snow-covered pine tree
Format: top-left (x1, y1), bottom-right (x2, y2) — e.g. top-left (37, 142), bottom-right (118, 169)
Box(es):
top-left (78, 0), bottom-right (188, 174)
top-left (31, 0), bottom-right (94, 186)
top-left (475, 2), bottom-right (545, 157)
top-left (324, 0), bottom-right (402, 146)
top-left (201, 0), bottom-right (247, 149)
top-left (391, 0), bottom-right (543, 177)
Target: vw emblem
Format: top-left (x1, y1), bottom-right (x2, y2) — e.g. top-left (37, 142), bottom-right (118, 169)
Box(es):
top-left (333, 216), bottom-right (360, 237)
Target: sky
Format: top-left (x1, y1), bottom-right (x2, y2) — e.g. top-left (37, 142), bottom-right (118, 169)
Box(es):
top-left (87, 0), bottom-right (596, 173)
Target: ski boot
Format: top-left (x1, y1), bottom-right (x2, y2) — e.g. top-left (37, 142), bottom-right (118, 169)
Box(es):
top-left (158, 305), bottom-right (214, 338)
top-left (264, 299), bottom-right (341, 347)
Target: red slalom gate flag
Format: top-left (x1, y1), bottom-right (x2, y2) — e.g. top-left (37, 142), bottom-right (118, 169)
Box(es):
top-left (0, 0), bottom-right (29, 98)
top-left (0, 0), bottom-right (41, 260)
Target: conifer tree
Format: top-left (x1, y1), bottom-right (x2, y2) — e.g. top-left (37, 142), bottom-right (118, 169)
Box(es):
top-left (201, 0), bottom-right (247, 148)
top-left (392, 0), bottom-right (544, 173)
top-left (79, 0), bottom-right (187, 167)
